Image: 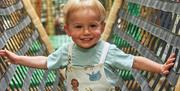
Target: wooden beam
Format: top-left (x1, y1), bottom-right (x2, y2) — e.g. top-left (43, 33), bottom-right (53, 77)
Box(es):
top-left (21, 0), bottom-right (54, 53)
top-left (101, 0), bottom-right (123, 41)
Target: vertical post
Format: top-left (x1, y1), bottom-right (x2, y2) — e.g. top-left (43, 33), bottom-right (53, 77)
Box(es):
top-left (46, 0), bottom-right (55, 35)
top-left (22, 0), bottom-right (54, 53)
top-left (36, 0), bottom-right (42, 18)
top-left (101, 0), bottom-right (122, 41)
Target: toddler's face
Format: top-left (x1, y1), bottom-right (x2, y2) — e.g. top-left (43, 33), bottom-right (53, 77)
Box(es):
top-left (65, 9), bottom-right (105, 48)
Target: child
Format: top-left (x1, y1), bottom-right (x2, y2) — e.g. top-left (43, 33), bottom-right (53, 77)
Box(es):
top-left (0, 0), bottom-right (176, 90)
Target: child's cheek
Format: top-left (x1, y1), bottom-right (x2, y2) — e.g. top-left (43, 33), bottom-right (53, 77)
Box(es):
top-left (95, 30), bottom-right (102, 34)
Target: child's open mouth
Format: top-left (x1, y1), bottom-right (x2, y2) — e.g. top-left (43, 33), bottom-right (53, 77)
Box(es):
top-left (80, 36), bottom-right (93, 41)
top-left (81, 38), bottom-right (93, 41)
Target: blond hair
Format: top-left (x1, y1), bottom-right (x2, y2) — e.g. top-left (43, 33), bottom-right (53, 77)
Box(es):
top-left (63, 0), bottom-right (106, 24)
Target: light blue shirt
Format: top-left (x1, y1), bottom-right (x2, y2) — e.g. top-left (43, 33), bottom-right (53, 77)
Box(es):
top-left (47, 40), bottom-right (134, 85)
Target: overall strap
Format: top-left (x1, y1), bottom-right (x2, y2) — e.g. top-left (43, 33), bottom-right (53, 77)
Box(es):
top-left (68, 43), bottom-right (73, 65)
top-left (99, 42), bottom-right (110, 64)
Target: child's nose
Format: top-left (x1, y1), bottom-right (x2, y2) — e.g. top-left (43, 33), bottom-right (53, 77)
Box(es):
top-left (83, 28), bottom-right (90, 34)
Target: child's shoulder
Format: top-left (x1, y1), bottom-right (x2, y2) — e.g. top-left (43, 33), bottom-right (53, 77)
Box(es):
top-left (101, 41), bottom-right (124, 54)
top-left (102, 40), bottom-right (118, 49)
top-left (55, 42), bottom-right (73, 51)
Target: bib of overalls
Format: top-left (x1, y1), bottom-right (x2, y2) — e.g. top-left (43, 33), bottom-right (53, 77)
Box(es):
top-left (66, 43), bottom-right (115, 91)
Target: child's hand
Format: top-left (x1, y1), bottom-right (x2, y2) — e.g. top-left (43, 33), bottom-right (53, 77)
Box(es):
top-left (0, 50), bottom-right (19, 64)
top-left (160, 53), bottom-right (176, 75)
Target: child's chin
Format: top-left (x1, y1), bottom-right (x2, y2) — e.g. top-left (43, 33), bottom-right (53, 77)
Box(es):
top-left (80, 46), bottom-right (92, 49)
top-left (79, 44), bottom-right (95, 49)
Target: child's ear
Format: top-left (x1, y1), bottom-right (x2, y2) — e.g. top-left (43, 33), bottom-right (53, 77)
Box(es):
top-left (64, 24), bottom-right (71, 36)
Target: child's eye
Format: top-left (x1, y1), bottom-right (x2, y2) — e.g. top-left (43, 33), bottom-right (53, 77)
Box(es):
top-left (89, 24), bottom-right (99, 29)
top-left (90, 24), bottom-right (98, 28)
top-left (74, 25), bottom-right (82, 29)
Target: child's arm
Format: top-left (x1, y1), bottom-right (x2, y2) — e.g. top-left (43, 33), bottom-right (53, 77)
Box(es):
top-left (132, 53), bottom-right (175, 75)
top-left (0, 50), bottom-right (47, 69)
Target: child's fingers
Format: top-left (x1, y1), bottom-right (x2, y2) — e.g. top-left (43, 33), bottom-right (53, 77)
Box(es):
top-left (166, 58), bottom-right (176, 64)
top-left (6, 61), bottom-right (12, 65)
top-left (0, 50), bottom-right (5, 53)
top-left (0, 50), bottom-right (6, 53)
top-left (0, 50), bottom-right (8, 56)
top-left (4, 59), bottom-right (10, 64)
top-left (0, 52), bottom-right (7, 56)
top-left (162, 70), bottom-right (169, 75)
top-left (167, 53), bottom-right (176, 61)
top-left (169, 53), bottom-right (176, 58)
top-left (165, 53), bottom-right (176, 64)
top-left (164, 63), bottom-right (174, 70)
top-left (4, 59), bottom-right (14, 64)
top-left (0, 50), bottom-right (5, 52)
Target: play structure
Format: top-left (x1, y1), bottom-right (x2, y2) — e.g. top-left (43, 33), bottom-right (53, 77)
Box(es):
top-left (0, 0), bottom-right (179, 91)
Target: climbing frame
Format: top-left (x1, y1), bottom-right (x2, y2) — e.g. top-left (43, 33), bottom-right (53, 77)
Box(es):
top-left (0, 0), bottom-right (65, 90)
top-left (107, 0), bottom-right (180, 91)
